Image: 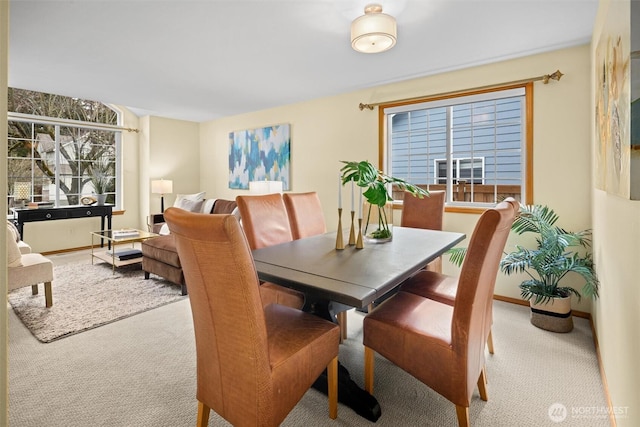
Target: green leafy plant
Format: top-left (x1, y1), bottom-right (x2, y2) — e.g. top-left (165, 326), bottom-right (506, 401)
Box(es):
top-left (340, 160), bottom-right (428, 239)
top-left (449, 203), bottom-right (599, 305)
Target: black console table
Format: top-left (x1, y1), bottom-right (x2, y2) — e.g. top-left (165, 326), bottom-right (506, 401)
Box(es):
top-left (13, 205), bottom-right (113, 241)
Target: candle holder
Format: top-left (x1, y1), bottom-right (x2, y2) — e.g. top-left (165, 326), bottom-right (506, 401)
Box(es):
top-left (335, 208), bottom-right (345, 250)
top-left (348, 210), bottom-right (356, 245)
top-left (356, 218), bottom-right (364, 249)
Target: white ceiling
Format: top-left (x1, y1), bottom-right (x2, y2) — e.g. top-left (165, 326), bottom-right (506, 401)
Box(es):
top-left (8, 0), bottom-right (598, 123)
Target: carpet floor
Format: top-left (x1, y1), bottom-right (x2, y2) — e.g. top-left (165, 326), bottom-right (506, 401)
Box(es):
top-left (9, 297), bottom-right (611, 426)
top-left (8, 260), bottom-right (186, 342)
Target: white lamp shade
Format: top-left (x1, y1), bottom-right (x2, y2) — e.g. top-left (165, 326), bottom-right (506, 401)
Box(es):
top-left (249, 180), bottom-right (283, 194)
top-left (13, 182), bottom-right (30, 200)
top-left (151, 179), bottom-right (173, 195)
top-left (351, 5), bottom-right (397, 53)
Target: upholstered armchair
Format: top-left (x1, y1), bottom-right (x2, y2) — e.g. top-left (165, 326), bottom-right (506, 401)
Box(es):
top-left (7, 222), bottom-right (53, 307)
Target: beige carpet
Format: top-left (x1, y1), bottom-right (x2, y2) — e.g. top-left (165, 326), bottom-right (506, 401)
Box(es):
top-left (8, 260), bottom-right (186, 342)
top-left (9, 298), bottom-right (611, 426)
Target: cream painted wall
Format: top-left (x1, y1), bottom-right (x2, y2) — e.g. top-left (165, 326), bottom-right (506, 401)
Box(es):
top-left (1, 1), bottom-right (9, 424)
top-left (591, 0), bottom-right (640, 424)
top-left (145, 116), bottom-right (200, 212)
top-left (199, 44), bottom-right (594, 312)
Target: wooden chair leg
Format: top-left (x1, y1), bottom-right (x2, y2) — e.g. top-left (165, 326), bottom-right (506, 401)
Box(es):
top-left (487, 329), bottom-right (495, 354)
top-left (327, 356), bottom-right (338, 419)
top-left (337, 311), bottom-right (347, 342)
top-left (477, 367), bottom-right (488, 401)
top-left (196, 401), bottom-right (210, 427)
top-left (455, 405), bottom-right (470, 427)
top-left (31, 284), bottom-right (38, 295)
top-left (364, 346), bottom-right (375, 394)
top-left (44, 282), bottom-right (53, 308)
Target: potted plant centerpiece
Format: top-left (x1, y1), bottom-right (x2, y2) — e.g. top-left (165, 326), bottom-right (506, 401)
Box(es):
top-left (89, 159), bottom-right (113, 205)
top-left (449, 203), bottom-right (599, 332)
top-left (340, 160), bottom-right (428, 242)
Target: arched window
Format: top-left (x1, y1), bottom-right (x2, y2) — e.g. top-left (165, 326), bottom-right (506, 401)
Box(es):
top-left (7, 88), bottom-right (122, 210)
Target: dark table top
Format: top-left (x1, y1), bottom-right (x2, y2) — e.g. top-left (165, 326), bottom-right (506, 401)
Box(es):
top-left (252, 226), bottom-right (466, 309)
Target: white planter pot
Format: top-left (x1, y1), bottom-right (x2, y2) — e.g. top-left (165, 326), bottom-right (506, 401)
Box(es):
top-left (529, 296), bottom-right (573, 333)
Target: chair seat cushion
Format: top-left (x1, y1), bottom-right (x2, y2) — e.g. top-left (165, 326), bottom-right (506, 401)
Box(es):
top-left (8, 253), bottom-right (53, 289)
top-left (364, 291), bottom-right (462, 404)
top-left (401, 270), bottom-right (458, 305)
top-left (142, 235), bottom-right (181, 268)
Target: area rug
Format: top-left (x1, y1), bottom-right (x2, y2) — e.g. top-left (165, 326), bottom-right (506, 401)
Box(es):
top-left (8, 261), bottom-right (186, 343)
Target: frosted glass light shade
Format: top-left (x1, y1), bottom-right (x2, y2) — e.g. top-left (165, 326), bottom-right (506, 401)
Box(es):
top-left (151, 179), bottom-right (173, 195)
top-left (351, 4), bottom-right (397, 53)
top-left (249, 180), bottom-right (283, 194)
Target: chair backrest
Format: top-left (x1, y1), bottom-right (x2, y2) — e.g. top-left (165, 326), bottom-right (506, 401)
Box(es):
top-left (236, 193), bottom-right (293, 250)
top-left (164, 208), bottom-right (273, 425)
top-left (283, 192), bottom-right (327, 240)
top-left (451, 198), bottom-right (518, 383)
top-left (400, 190), bottom-right (445, 230)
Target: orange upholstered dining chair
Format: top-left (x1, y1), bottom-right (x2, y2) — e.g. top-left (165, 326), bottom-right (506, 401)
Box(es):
top-left (401, 198), bottom-right (519, 355)
top-left (283, 192), bottom-right (327, 240)
top-left (236, 193), bottom-right (306, 309)
top-left (283, 191), bottom-right (349, 340)
top-left (164, 208), bottom-right (340, 426)
top-left (363, 199), bottom-right (517, 427)
top-left (401, 190), bottom-right (446, 272)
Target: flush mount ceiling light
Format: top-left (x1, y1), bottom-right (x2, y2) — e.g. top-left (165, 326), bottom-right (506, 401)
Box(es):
top-left (351, 3), bottom-right (397, 54)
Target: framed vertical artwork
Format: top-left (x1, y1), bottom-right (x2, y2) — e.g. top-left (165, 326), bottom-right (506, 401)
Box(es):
top-left (228, 124), bottom-right (291, 190)
top-left (595, 0), bottom-right (639, 199)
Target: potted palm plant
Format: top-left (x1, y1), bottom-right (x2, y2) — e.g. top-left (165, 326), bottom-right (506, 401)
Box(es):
top-left (449, 203), bottom-right (599, 332)
top-left (500, 204), bottom-right (599, 332)
top-left (340, 160), bottom-right (428, 241)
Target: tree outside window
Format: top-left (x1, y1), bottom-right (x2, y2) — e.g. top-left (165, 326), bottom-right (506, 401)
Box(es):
top-left (7, 88), bottom-right (120, 210)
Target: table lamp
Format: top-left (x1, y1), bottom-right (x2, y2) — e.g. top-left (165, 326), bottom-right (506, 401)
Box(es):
top-left (249, 180), bottom-right (283, 194)
top-left (13, 182), bottom-right (31, 208)
top-left (151, 179), bottom-right (173, 212)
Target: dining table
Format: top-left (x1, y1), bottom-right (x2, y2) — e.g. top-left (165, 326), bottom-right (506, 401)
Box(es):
top-left (252, 226), bottom-right (466, 421)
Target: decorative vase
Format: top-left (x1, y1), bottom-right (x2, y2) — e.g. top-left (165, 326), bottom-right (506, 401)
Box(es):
top-left (529, 296), bottom-right (573, 333)
top-left (363, 202), bottom-right (393, 243)
top-left (96, 194), bottom-right (107, 205)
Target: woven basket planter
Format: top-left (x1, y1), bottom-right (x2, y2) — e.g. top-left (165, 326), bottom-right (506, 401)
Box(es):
top-left (529, 296), bottom-right (573, 333)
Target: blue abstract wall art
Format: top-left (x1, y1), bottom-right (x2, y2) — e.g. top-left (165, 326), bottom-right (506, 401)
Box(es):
top-left (228, 124), bottom-right (290, 190)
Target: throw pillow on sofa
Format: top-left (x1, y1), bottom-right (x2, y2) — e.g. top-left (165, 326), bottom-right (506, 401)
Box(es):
top-left (173, 192), bottom-right (205, 207)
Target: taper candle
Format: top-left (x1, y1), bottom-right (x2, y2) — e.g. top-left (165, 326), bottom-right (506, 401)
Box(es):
top-left (358, 187), bottom-right (363, 219)
top-left (338, 173), bottom-right (342, 209)
top-left (351, 181), bottom-right (354, 211)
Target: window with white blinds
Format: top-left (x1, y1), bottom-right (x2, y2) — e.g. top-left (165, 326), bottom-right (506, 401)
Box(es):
top-left (384, 85), bottom-right (531, 208)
